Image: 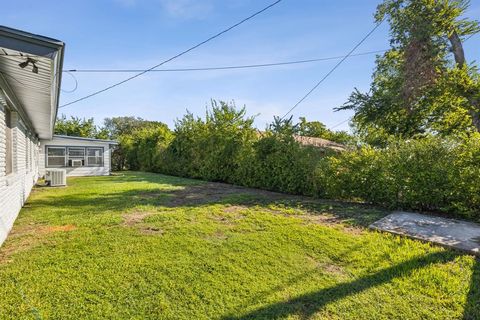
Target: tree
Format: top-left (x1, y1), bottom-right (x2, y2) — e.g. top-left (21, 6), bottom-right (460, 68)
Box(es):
top-left (55, 114), bottom-right (100, 138)
top-left (102, 116), bottom-right (170, 170)
top-left (338, 0), bottom-right (480, 145)
top-left (103, 116), bottom-right (148, 139)
top-left (298, 117), bottom-right (329, 138)
top-left (297, 117), bottom-right (354, 145)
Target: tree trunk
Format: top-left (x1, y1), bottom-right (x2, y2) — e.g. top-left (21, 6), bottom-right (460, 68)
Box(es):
top-left (448, 30), bottom-right (480, 132)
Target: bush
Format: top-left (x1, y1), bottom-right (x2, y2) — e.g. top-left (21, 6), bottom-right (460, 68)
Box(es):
top-left (162, 100), bottom-right (257, 183)
top-left (121, 123), bottom-right (173, 172)
top-left (315, 136), bottom-right (480, 219)
top-left (115, 101), bottom-right (480, 220)
top-left (236, 131), bottom-right (325, 196)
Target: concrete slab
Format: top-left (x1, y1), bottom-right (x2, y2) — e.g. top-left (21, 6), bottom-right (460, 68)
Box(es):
top-left (370, 211), bottom-right (480, 256)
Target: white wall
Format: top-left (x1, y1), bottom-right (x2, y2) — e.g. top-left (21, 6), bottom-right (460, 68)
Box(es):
top-left (39, 137), bottom-right (113, 177)
top-left (0, 104), bottom-right (39, 245)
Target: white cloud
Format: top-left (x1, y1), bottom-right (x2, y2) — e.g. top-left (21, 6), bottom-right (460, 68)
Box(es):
top-left (159, 0), bottom-right (214, 19)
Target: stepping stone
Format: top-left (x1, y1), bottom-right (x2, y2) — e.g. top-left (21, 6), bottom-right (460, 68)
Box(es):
top-left (370, 211), bottom-right (480, 256)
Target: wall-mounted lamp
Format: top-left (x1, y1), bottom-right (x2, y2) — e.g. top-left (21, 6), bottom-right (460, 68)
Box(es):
top-left (18, 58), bottom-right (39, 74)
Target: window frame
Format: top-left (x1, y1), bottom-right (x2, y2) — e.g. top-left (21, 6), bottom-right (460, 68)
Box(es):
top-left (86, 147), bottom-right (104, 167)
top-left (67, 147), bottom-right (86, 167)
top-left (5, 108), bottom-right (13, 175)
top-left (46, 146), bottom-right (67, 168)
top-left (45, 145), bottom-right (105, 168)
top-left (26, 134), bottom-right (30, 171)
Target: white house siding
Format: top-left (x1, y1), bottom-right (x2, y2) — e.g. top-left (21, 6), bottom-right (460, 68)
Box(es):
top-left (39, 137), bottom-right (113, 177)
top-left (0, 104), bottom-right (39, 245)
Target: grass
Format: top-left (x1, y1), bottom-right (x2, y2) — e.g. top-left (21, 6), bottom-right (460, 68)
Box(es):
top-left (0, 171), bottom-right (478, 319)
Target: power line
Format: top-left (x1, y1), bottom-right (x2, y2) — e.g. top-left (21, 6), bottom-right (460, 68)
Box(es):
top-left (59, 0), bottom-right (283, 109)
top-left (280, 20), bottom-right (384, 120)
top-left (330, 118), bottom-right (350, 130)
top-left (465, 33), bottom-right (476, 42)
top-left (64, 50), bottom-right (387, 73)
top-left (61, 71), bottom-right (78, 93)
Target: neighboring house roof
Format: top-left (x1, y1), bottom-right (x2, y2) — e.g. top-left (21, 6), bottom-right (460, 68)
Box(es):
top-left (0, 26), bottom-right (64, 139)
top-left (293, 135), bottom-right (346, 151)
top-left (256, 131), bottom-right (346, 151)
top-left (53, 135), bottom-right (119, 145)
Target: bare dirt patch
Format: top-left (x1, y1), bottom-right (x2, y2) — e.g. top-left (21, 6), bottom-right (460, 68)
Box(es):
top-left (211, 215), bottom-right (239, 227)
top-left (306, 256), bottom-right (348, 278)
top-left (207, 205), bottom-right (249, 226)
top-left (203, 230), bottom-right (229, 241)
top-left (140, 226), bottom-right (164, 235)
top-left (223, 205), bottom-right (249, 214)
top-left (166, 182), bottom-right (288, 207)
top-left (320, 263), bottom-right (348, 277)
top-left (0, 224), bottom-right (77, 263)
top-left (122, 211), bottom-right (155, 226)
top-left (8, 224), bottom-right (76, 238)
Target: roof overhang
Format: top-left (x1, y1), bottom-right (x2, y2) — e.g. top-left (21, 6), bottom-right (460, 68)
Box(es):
top-left (0, 26), bottom-right (64, 139)
top-left (51, 135), bottom-right (119, 145)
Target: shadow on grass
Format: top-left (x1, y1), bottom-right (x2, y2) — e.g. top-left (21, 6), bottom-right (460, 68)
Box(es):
top-left (222, 251), bottom-right (458, 319)
top-left (31, 172), bottom-right (389, 227)
top-left (463, 258), bottom-right (480, 320)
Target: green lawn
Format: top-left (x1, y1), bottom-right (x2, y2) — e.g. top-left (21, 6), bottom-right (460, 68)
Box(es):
top-left (0, 171), bottom-right (478, 319)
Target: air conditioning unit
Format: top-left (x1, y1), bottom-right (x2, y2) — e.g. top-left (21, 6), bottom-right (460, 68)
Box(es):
top-left (45, 169), bottom-right (67, 187)
top-left (71, 159), bottom-right (83, 167)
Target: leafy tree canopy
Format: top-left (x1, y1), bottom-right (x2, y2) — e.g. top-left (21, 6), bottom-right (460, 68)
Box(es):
top-left (55, 114), bottom-right (104, 138)
top-left (102, 116), bottom-right (168, 139)
top-left (338, 0), bottom-right (480, 146)
top-left (268, 116), bottom-right (353, 145)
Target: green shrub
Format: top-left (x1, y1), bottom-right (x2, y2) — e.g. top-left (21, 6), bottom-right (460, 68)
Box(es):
top-left (315, 146), bottom-right (396, 204)
top-left (162, 101), bottom-right (257, 183)
top-left (236, 132), bottom-right (323, 195)
top-left (315, 136), bottom-right (480, 219)
top-left (121, 123), bottom-right (173, 172)
top-left (115, 102), bottom-right (480, 219)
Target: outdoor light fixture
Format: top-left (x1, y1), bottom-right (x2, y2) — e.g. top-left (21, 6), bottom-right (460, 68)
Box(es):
top-left (18, 60), bottom-right (29, 69)
top-left (18, 57), bottom-right (39, 74)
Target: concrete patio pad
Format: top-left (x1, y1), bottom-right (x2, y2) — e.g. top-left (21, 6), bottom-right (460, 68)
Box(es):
top-left (370, 211), bottom-right (480, 256)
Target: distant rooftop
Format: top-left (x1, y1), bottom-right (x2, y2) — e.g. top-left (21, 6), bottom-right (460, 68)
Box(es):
top-left (257, 131), bottom-right (346, 151)
top-left (293, 135), bottom-right (346, 151)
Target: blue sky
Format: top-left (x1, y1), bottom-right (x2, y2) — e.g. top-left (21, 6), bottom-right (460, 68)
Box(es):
top-left (3, 0), bottom-right (479, 131)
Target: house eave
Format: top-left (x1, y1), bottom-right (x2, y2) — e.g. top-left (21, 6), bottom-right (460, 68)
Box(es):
top-left (52, 135), bottom-right (119, 145)
top-left (0, 25), bottom-right (65, 140)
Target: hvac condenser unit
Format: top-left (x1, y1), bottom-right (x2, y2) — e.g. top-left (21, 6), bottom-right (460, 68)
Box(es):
top-left (45, 169), bottom-right (67, 187)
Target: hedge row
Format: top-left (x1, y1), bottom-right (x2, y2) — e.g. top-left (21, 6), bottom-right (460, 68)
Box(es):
top-left (315, 138), bottom-right (480, 217)
top-left (121, 103), bottom-right (480, 219)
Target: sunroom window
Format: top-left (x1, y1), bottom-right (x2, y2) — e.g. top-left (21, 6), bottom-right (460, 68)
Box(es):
top-left (87, 148), bottom-right (103, 167)
top-left (47, 147), bottom-right (66, 167)
top-left (46, 146), bottom-right (104, 168)
top-left (68, 147), bottom-right (85, 166)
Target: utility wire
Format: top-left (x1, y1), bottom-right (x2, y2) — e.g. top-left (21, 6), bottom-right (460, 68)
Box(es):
top-left (330, 118), bottom-right (350, 130)
top-left (64, 50), bottom-right (387, 73)
top-left (59, 0), bottom-right (283, 109)
top-left (464, 33), bottom-right (476, 42)
top-left (279, 21), bottom-right (384, 120)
